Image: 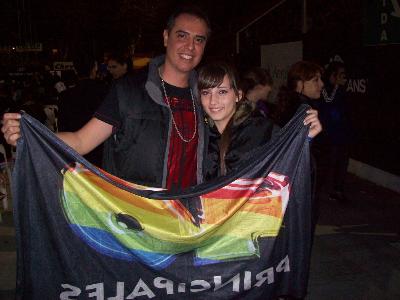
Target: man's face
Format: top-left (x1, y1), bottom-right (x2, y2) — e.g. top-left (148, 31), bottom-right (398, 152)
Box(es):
top-left (335, 68), bottom-right (347, 86)
top-left (107, 59), bottom-right (127, 80)
top-left (330, 67), bottom-right (347, 86)
top-left (163, 13), bottom-right (208, 75)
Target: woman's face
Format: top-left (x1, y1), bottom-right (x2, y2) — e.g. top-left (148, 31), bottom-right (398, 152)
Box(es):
top-left (257, 84), bottom-right (272, 101)
top-left (200, 74), bottom-right (241, 133)
top-left (297, 72), bottom-right (324, 99)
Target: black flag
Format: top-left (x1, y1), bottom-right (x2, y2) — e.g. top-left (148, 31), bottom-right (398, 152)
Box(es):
top-left (12, 105), bottom-right (312, 299)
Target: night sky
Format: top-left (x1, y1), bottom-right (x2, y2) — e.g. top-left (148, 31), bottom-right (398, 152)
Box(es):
top-left (0, 0), bottom-right (300, 58)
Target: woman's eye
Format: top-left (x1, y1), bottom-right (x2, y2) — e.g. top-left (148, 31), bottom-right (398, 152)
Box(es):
top-left (219, 89), bottom-right (228, 95)
top-left (201, 90), bottom-right (210, 96)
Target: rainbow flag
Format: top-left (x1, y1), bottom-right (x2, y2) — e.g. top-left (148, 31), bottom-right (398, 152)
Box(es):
top-left (12, 106), bottom-right (312, 299)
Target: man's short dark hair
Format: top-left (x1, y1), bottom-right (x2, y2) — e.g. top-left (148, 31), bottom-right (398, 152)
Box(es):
top-left (107, 50), bottom-right (133, 74)
top-left (165, 4), bottom-right (211, 37)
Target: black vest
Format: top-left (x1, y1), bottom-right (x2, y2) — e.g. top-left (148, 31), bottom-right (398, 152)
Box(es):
top-left (102, 74), bottom-right (171, 187)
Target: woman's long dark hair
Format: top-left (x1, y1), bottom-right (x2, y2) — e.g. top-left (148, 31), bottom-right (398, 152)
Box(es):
top-left (198, 62), bottom-right (252, 176)
top-left (241, 67), bottom-right (273, 95)
top-left (273, 60), bottom-right (323, 126)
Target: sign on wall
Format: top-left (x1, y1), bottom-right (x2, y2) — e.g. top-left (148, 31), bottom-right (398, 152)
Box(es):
top-left (260, 41), bottom-right (303, 103)
top-left (53, 61), bottom-right (74, 71)
top-left (364, 0), bottom-right (400, 45)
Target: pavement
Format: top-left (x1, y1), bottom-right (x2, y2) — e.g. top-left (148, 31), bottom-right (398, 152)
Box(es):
top-left (0, 212), bottom-right (15, 300)
top-left (306, 173), bottom-right (400, 300)
top-left (0, 174), bottom-right (399, 299)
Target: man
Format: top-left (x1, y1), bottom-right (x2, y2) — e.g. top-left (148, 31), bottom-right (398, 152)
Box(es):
top-left (2, 5), bottom-right (210, 191)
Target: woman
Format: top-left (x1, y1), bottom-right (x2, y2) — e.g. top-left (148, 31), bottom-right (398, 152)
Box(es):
top-left (198, 62), bottom-right (321, 181)
top-left (272, 60), bottom-right (325, 235)
top-left (273, 61), bottom-right (324, 127)
top-left (241, 67), bottom-right (273, 118)
top-left (199, 62), bottom-right (274, 180)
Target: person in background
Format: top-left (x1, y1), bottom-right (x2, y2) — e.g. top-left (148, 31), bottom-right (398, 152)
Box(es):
top-left (106, 51), bottom-right (133, 80)
top-left (272, 61), bottom-right (324, 128)
top-left (199, 61), bottom-right (322, 181)
top-left (318, 61), bottom-right (352, 203)
top-left (272, 60), bottom-right (325, 241)
top-left (241, 67), bottom-right (273, 118)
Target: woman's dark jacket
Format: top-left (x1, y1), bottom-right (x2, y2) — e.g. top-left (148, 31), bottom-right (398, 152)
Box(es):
top-left (203, 109), bottom-right (275, 181)
top-left (275, 93), bottom-right (316, 128)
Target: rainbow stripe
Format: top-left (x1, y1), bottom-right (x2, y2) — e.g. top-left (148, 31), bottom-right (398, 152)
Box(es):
top-left (61, 163), bottom-right (290, 269)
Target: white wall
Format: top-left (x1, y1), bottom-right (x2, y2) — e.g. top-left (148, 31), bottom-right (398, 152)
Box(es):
top-left (260, 41), bottom-right (303, 103)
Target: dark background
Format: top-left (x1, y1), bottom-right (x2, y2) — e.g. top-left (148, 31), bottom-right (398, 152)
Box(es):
top-left (1, 0), bottom-right (399, 175)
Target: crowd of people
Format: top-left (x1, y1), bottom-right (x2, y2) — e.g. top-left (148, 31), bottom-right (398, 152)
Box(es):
top-left (0, 3), bottom-right (355, 208)
top-left (1, 4), bottom-right (352, 298)
top-left (0, 3), bottom-right (353, 204)
top-left (0, 50), bottom-right (134, 159)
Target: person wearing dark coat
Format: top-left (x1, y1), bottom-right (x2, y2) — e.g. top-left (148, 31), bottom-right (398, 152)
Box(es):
top-left (203, 102), bottom-right (274, 180)
top-left (272, 60), bottom-right (325, 251)
top-left (318, 62), bottom-right (352, 203)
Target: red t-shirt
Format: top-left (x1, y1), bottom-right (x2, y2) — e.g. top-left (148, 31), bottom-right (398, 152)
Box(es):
top-left (162, 82), bottom-right (198, 191)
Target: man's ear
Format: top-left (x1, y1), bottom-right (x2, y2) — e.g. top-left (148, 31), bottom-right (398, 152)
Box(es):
top-left (163, 30), bottom-right (169, 47)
